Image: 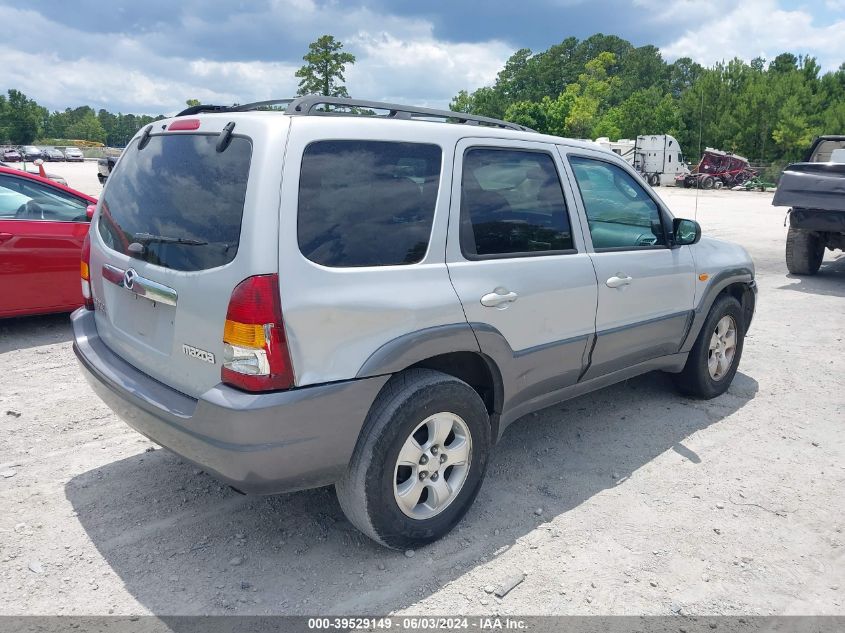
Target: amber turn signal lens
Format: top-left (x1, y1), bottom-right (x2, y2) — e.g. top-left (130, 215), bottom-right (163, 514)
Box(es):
top-left (698, 273), bottom-right (709, 282)
top-left (223, 319), bottom-right (266, 348)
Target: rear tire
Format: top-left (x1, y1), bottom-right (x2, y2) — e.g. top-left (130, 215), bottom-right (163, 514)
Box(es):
top-left (675, 294), bottom-right (745, 399)
top-left (785, 227), bottom-right (824, 275)
top-left (336, 369), bottom-right (491, 549)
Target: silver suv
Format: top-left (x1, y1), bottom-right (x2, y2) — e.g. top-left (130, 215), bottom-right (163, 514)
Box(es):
top-left (72, 96), bottom-right (756, 549)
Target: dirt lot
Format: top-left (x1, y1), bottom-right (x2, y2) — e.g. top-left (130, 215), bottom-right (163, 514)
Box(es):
top-left (0, 161), bottom-right (843, 617)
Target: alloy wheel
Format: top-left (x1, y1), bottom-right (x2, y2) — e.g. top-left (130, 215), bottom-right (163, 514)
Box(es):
top-left (393, 413), bottom-right (472, 520)
top-left (708, 315), bottom-right (737, 381)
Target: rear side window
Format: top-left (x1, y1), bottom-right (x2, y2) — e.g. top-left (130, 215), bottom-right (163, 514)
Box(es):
top-left (97, 134), bottom-right (251, 272)
top-left (298, 141), bottom-right (441, 267)
top-left (460, 148), bottom-right (574, 258)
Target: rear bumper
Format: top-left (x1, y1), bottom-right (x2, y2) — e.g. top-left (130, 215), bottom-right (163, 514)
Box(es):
top-left (71, 308), bottom-right (388, 494)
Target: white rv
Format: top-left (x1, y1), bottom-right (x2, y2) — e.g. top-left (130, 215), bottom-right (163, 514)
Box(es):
top-left (595, 134), bottom-right (690, 186)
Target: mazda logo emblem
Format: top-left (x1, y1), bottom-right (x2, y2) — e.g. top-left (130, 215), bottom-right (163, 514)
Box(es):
top-left (124, 268), bottom-right (137, 290)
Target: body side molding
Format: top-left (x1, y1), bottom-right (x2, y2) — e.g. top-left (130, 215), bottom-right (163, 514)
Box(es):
top-left (355, 323), bottom-right (482, 379)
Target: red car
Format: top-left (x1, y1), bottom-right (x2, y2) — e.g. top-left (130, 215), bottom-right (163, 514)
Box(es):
top-left (0, 166), bottom-right (96, 318)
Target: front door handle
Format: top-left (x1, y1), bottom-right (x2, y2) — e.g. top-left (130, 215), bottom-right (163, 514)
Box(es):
top-left (481, 288), bottom-right (519, 308)
top-left (0, 232), bottom-right (13, 244)
top-left (606, 274), bottom-right (632, 288)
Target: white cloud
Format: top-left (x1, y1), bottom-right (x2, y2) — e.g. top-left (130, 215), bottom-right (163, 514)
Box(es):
top-left (659, 0), bottom-right (845, 70)
top-left (0, 4), bottom-right (510, 115)
top-left (347, 32), bottom-right (512, 108)
top-left (632, 0), bottom-right (737, 24)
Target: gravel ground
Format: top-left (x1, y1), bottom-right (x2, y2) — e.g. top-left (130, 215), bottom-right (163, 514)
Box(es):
top-left (0, 162), bottom-right (843, 616)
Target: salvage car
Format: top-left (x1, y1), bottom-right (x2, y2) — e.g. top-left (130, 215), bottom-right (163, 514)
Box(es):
top-left (773, 135), bottom-right (845, 275)
top-left (2, 148), bottom-right (22, 162)
top-left (20, 145), bottom-right (45, 162)
top-left (44, 148), bottom-right (65, 162)
top-left (0, 166), bottom-right (97, 318)
top-left (64, 147), bottom-right (85, 162)
top-left (72, 96), bottom-right (756, 549)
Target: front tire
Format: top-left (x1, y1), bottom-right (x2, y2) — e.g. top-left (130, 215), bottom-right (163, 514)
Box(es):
top-left (675, 294), bottom-right (745, 399)
top-left (785, 227), bottom-right (824, 275)
top-left (336, 369), bottom-right (491, 549)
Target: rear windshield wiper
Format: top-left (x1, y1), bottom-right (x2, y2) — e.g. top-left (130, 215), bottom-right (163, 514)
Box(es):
top-left (132, 232), bottom-right (209, 246)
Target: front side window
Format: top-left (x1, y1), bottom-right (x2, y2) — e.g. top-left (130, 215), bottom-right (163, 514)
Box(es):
top-left (569, 156), bottom-right (667, 250)
top-left (460, 148), bottom-right (573, 258)
top-left (298, 140), bottom-right (441, 267)
top-left (0, 175), bottom-right (88, 221)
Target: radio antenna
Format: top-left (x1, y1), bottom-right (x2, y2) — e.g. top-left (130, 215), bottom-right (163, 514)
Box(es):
top-left (694, 86), bottom-right (704, 222)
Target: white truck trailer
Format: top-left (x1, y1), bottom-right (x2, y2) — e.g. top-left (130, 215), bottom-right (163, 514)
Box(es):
top-left (595, 134), bottom-right (690, 186)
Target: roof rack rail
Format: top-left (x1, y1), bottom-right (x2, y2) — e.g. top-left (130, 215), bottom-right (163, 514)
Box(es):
top-left (284, 96), bottom-right (533, 131)
top-left (175, 95), bottom-right (534, 132)
top-left (176, 99), bottom-right (294, 117)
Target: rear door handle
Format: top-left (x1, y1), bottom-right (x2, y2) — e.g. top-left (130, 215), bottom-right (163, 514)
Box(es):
top-left (481, 289), bottom-right (519, 308)
top-left (606, 274), bottom-right (632, 288)
top-left (0, 232), bottom-right (12, 244)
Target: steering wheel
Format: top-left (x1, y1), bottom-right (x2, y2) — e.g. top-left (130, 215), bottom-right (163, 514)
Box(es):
top-left (15, 200), bottom-right (45, 219)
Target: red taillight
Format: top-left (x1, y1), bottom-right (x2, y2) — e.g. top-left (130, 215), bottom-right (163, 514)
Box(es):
top-left (221, 274), bottom-right (294, 392)
top-left (80, 233), bottom-right (94, 310)
top-left (168, 118), bottom-right (201, 131)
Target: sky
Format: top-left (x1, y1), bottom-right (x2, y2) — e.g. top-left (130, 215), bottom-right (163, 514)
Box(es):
top-left (1, 0), bottom-right (844, 116)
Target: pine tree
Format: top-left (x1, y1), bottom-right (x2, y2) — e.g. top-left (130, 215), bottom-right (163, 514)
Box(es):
top-left (295, 35), bottom-right (356, 98)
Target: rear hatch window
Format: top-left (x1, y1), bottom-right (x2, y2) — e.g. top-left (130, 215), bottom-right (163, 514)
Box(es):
top-left (98, 134), bottom-right (251, 271)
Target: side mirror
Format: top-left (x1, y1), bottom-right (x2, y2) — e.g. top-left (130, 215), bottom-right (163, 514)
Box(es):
top-left (86, 204), bottom-right (96, 221)
top-left (673, 218), bottom-right (701, 246)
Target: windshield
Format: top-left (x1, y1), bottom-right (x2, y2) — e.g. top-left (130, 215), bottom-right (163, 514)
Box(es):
top-left (97, 133), bottom-right (252, 272)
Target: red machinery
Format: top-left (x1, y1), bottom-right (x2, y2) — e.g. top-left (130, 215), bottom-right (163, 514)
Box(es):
top-left (676, 148), bottom-right (757, 189)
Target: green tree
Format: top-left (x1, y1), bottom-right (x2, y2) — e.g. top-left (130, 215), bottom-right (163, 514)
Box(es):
top-left (185, 98), bottom-right (201, 107)
top-left (295, 35), bottom-right (356, 98)
top-left (503, 100), bottom-right (547, 130)
top-left (66, 110), bottom-right (107, 143)
top-left (772, 95), bottom-right (815, 159)
top-left (2, 89), bottom-right (46, 144)
top-left (562, 52), bottom-right (618, 138)
top-left (0, 94), bottom-right (9, 142)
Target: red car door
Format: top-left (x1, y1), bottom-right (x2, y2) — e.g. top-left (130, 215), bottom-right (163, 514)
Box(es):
top-left (0, 172), bottom-right (94, 318)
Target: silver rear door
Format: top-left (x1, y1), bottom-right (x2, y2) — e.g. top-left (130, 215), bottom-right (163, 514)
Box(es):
top-left (446, 137), bottom-right (598, 410)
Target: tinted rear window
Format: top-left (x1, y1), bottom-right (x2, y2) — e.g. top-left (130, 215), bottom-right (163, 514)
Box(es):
top-left (97, 134), bottom-right (251, 272)
top-left (297, 140), bottom-right (441, 267)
